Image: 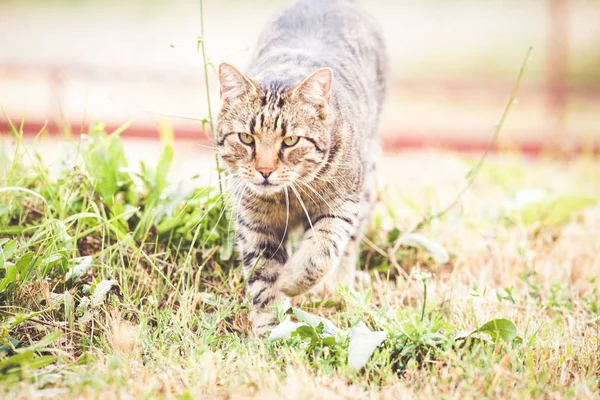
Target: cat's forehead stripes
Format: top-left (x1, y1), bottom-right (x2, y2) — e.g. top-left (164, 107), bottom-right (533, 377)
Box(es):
top-left (252, 86), bottom-right (289, 138)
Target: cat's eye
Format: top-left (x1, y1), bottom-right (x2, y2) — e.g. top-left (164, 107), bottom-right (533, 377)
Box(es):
top-left (238, 133), bottom-right (255, 145)
top-left (282, 136), bottom-right (300, 147)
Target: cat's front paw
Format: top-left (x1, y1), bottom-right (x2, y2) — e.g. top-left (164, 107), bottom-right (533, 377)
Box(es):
top-left (249, 296), bottom-right (291, 337)
top-left (249, 309), bottom-right (278, 337)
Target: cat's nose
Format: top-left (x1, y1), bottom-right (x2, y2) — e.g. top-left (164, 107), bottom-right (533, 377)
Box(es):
top-left (257, 167), bottom-right (274, 179)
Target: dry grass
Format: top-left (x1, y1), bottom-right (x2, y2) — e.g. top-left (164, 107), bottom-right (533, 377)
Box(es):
top-left (0, 131), bottom-right (599, 399)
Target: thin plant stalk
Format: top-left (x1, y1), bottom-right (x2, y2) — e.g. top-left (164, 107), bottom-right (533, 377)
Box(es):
top-left (198, 0), bottom-right (225, 203)
top-left (390, 46), bottom-right (534, 257)
top-left (420, 279), bottom-right (427, 322)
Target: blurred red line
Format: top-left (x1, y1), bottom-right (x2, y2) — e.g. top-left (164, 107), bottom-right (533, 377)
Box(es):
top-left (1, 119), bottom-right (598, 156)
top-left (2, 62), bottom-right (600, 99)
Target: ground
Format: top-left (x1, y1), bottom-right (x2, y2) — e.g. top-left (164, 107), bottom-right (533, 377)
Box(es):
top-left (0, 123), bottom-right (598, 399)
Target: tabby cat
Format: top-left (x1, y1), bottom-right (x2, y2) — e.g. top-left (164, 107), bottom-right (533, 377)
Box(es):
top-left (215, 0), bottom-right (388, 334)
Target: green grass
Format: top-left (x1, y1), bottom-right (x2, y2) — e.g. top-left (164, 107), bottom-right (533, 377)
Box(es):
top-left (0, 117), bottom-right (599, 398)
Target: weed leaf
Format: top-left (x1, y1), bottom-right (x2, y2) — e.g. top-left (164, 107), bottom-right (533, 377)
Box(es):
top-left (348, 322), bottom-right (387, 370)
top-left (269, 317), bottom-right (308, 341)
top-left (475, 318), bottom-right (517, 342)
top-left (15, 252), bottom-right (35, 281)
top-left (0, 337), bottom-right (19, 358)
top-left (291, 308), bottom-right (346, 342)
top-left (400, 233), bottom-right (450, 263)
top-left (91, 280), bottom-right (117, 308)
top-left (30, 331), bottom-right (62, 350)
top-left (2, 239), bottom-right (17, 261)
top-left (65, 256), bottom-right (93, 282)
top-left (0, 350), bottom-right (34, 375)
top-left (0, 264), bottom-right (17, 293)
top-left (77, 297), bottom-right (92, 323)
top-left (156, 144), bottom-right (174, 194)
top-left (521, 194), bottom-right (596, 227)
top-left (27, 355), bottom-right (58, 370)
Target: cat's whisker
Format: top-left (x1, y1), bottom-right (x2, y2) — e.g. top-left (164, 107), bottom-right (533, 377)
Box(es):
top-left (293, 182), bottom-right (318, 206)
top-left (217, 166), bottom-right (234, 178)
top-left (296, 182), bottom-right (345, 219)
top-left (201, 180), bottom-right (245, 247)
top-left (289, 182), bottom-right (318, 245)
top-left (273, 185), bottom-right (290, 257)
top-left (196, 143), bottom-right (217, 150)
top-left (296, 178), bottom-right (337, 214)
top-left (304, 171), bottom-right (337, 185)
top-left (166, 183), bottom-right (218, 228)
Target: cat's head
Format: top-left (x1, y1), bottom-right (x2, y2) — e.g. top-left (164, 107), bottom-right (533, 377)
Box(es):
top-left (215, 62), bottom-right (333, 196)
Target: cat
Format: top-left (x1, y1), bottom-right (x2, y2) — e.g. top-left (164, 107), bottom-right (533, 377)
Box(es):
top-left (215, 0), bottom-right (388, 335)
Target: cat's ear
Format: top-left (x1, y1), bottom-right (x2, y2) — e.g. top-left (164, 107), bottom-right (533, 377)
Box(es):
top-left (218, 62), bottom-right (256, 101)
top-left (292, 67), bottom-right (333, 113)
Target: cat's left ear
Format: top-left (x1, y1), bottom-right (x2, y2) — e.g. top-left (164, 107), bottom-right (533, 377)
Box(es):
top-left (218, 62), bottom-right (257, 101)
top-left (292, 67), bottom-right (333, 114)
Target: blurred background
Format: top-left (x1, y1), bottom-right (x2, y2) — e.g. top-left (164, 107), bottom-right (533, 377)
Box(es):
top-left (0, 0), bottom-right (599, 154)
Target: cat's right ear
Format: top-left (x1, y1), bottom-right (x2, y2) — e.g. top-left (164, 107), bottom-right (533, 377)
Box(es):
top-left (218, 63), bottom-right (256, 101)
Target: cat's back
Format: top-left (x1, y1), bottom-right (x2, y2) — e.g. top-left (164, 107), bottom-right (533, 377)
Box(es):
top-left (265, 0), bottom-right (382, 51)
top-left (248, 0), bottom-right (387, 103)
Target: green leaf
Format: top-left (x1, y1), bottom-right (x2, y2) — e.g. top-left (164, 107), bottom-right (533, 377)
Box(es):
top-left (65, 256), bottom-right (93, 282)
top-left (400, 233), bottom-right (450, 264)
top-left (0, 337), bottom-right (20, 358)
top-left (64, 291), bottom-right (75, 331)
top-left (521, 195), bottom-right (596, 227)
top-left (109, 119), bottom-right (135, 137)
top-left (91, 279), bottom-right (117, 308)
top-left (31, 331), bottom-right (62, 349)
top-left (268, 317), bottom-right (308, 341)
top-left (347, 322), bottom-right (387, 370)
top-left (0, 350), bottom-right (34, 375)
top-left (291, 308), bottom-right (346, 342)
top-left (475, 318), bottom-right (517, 342)
top-left (156, 144), bottom-right (174, 194)
top-left (77, 297), bottom-right (92, 323)
top-left (15, 252), bottom-right (35, 281)
top-left (0, 264), bottom-right (17, 293)
top-left (133, 208), bottom-right (156, 242)
top-left (82, 125), bottom-right (132, 203)
top-left (27, 355), bottom-right (57, 370)
top-left (293, 324), bottom-right (320, 342)
top-left (1, 239), bottom-right (17, 261)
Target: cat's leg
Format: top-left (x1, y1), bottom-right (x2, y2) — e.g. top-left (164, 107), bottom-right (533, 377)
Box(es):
top-left (238, 218), bottom-right (289, 335)
top-left (277, 200), bottom-right (360, 297)
top-left (328, 231), bottom-right (360, 289)
top-left (323, 167), bottom-right (377, 293)
top-left (305, 232), bottom-right (358, 298)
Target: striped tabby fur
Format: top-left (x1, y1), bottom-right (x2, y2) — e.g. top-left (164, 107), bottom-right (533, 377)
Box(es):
top-left (215, 0), bottom-right (388, 334)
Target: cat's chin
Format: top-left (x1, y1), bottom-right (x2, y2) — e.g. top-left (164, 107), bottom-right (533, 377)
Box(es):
top-left (247, 182), bottom-right (285, 196)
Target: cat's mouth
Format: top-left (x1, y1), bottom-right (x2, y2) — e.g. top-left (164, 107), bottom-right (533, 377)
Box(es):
top-left (248, 180), bottom-right (285, 195)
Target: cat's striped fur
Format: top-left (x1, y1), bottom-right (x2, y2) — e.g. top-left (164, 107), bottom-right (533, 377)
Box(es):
top-left (215, 0), bottom-right (388, 334)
